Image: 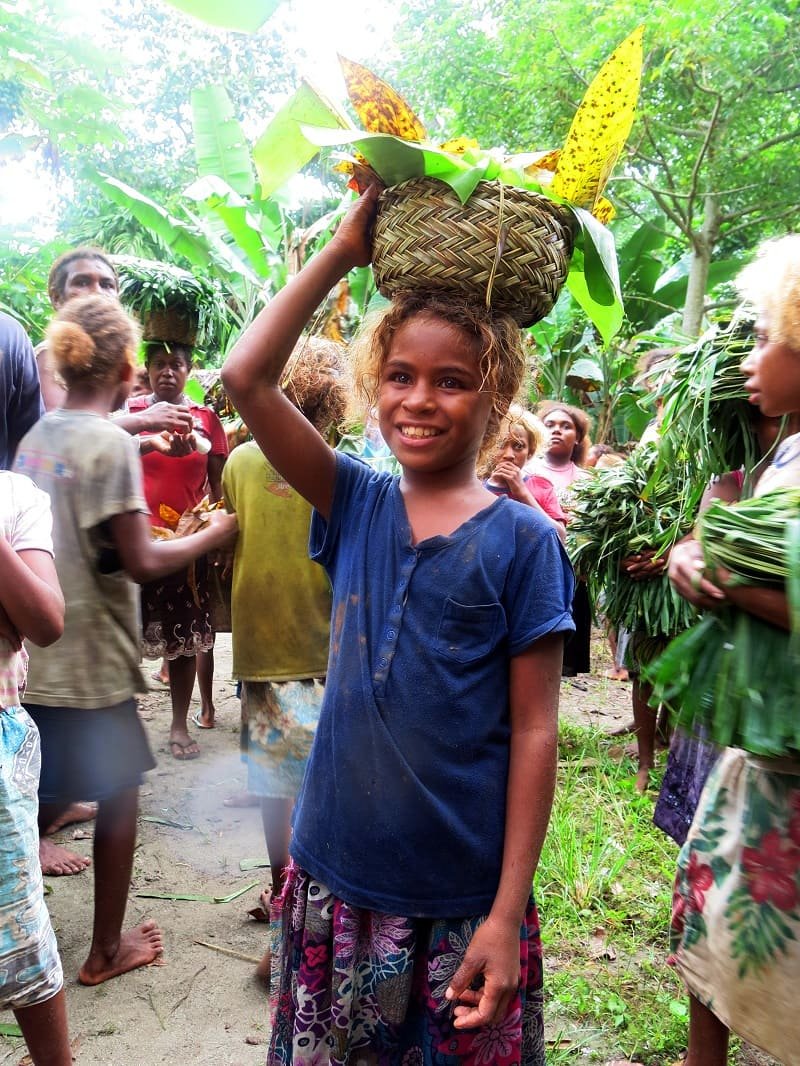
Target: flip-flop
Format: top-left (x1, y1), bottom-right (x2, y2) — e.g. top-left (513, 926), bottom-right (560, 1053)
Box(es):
top-left (191, 710), bottom-right (215, 730)
top-left (169, 738), bottom-right (200, 760)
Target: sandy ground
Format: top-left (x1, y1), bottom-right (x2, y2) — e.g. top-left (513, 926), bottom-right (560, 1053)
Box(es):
top-left (1, 634), bottom-right (634, 1066)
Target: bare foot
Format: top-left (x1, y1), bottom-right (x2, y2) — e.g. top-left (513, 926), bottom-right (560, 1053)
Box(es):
top-left (168, 729), bottom-right (200, 760)
top-left (635, 765), bottom-right (652, 793)
top-left (44, 801), bottom-right (98, 836)
top-left (223, 791), bottom-right (260, 808)
top-left (40, 838), bottom-right (91, 876)
top-left (150, 670), bottom-right (169, 686)
top-left (78, 920), bottom-right (164, 985)
top-left (604, 667), bottom-right (630, 682)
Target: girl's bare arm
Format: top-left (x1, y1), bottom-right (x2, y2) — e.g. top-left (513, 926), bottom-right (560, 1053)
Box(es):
top-left (446, 630), bottom-right (562, 1028)
top-left (109, 510), bottom-right (238, 585)
top-left (0, 538), bottom-right (64, 646)
top-left (222, 188), bottom-right (378, 520)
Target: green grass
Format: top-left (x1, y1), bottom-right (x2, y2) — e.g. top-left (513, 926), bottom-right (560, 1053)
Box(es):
top-left (539, 722), bottom-right (688, 1064)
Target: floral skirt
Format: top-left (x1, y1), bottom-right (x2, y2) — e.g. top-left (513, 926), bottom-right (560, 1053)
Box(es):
top-left (0, 707), bottom-right (63, 1010)
top-left (669, 747), bottom-right (800, 1061)
top-left (141, 556), bottom-right (214, 660)
top-left (267, 862), bottom-right (544, 1065)
top-left (241, 680), bottom-right (322, 800)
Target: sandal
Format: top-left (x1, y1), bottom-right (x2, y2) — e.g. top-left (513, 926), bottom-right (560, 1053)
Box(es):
top-left (191, 710), bottom-right (215, 730)
top-left (169, 738), bottom-right (200, 760)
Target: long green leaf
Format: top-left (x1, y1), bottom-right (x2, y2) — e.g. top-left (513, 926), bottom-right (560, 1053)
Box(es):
top-left (183, 176), bottom-right (272, 276)
top-left (252, 80), bottom-right (351, 198)
top-left (160, 0), bottom-right (282, 32)
top-left (93, 173), bottom-right (215, 269)
top-left (192, 85), bottom-right (254, 198)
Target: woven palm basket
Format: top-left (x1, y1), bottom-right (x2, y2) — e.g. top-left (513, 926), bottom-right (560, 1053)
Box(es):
top-left (142, 308), bottom-right (197, 346)
top-left (372, 178), bottom-right (575, 326)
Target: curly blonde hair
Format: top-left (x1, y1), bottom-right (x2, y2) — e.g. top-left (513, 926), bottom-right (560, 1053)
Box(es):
top-left (737, 235), bottom-right (800, 349)
top-left (348, 290), bottom-right (525, 452)
top-left (281, 335), bottom-right (349, 435)
top-left (47, 295), bottom-right (139, 390)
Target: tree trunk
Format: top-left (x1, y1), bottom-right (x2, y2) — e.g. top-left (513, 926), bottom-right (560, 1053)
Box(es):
top-left (681, 194), bottom-right (722, 338)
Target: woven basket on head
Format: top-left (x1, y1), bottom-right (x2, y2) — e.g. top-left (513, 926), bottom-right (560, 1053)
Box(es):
top-left (372, 178), bottom-right (575, 327)
top-left (142, 308), bottom-right (197, 346)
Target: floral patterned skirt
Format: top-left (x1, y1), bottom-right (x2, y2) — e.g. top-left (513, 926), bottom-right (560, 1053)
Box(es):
top-left (240, 680), bottom-right (322, 800)
top-left (140, 556), bottom-right (214, 660)
top-left (669, 747), bottom-right (800, 1062)
top-left (268, 862), bottom-right (544, 1065)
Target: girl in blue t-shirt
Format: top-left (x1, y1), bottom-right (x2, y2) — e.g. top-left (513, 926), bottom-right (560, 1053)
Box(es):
top-left (223, 188), bottom-right (574, 1066)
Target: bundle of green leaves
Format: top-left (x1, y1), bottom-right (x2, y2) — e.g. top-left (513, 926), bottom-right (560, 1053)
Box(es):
top-left (114, 255), bottom-right (232, 356)
top-left (568, 445), bottom-right (701, 637)
top-left (647, 489), bottom-right (800, 755)
top-left (651, 311), bottom-right (759, 490)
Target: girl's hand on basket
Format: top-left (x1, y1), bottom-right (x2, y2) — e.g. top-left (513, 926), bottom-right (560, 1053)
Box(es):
top-left (332, 185), bottom-right (380, 268)
top-left (445, 915), bottom-right (520, 1029)
top-left (668, 538), bottom-right (726, 609)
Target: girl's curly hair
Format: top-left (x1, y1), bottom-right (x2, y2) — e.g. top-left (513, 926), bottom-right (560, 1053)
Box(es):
top-left (535, 400), bottom-right (593, 466)
top-left (47, 295), bottom-right (139, 390)
top-left (737, 235), bottom-right (800, 350)
top-left (348, 290), bottom-right (525, 452)
top-left (281, 335), bottom-right (349, 435)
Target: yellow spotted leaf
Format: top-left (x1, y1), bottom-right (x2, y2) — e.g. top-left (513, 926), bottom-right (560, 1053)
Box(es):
top-left (439, 136), bottom-right (480, 155)
top-left (592, 196), bottom-right (616, 223)
top-left (551, 25), bottom-right (644, 210)
top-left (339, 55), bottom-right (427, 142)
top-left (524, 148), bottom-right (561, 174)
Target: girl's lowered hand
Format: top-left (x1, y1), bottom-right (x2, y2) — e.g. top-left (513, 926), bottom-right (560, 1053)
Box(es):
top-left (445, 915), bottom-right (520, 1029)
top-left (332, 185), bottom-right (380, 268)
top-left (668, 538), bottom-right (726, 609)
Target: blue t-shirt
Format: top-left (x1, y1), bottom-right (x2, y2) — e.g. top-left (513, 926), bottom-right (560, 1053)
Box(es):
top-left (0, 312), bottom-right (43, 470)
top-left (291, 452), bottom-right (575, 917)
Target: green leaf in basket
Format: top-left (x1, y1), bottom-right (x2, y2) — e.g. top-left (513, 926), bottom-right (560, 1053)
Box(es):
top-left (566, 207), bottom-right (624, 345)
top-left (302, 127), bottom-right (481, 202)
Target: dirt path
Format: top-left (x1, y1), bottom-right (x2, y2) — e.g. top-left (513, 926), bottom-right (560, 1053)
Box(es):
top-left (2, 634), bottom-right (635, 1066)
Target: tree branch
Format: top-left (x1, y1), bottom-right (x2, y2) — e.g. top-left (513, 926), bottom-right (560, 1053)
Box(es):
top-left (737, 128), bottom-right (800, 160)
top-left (629, 176), bottom-right (691, 237)
top-left (722, 203), bottom-right (800, 241)
top-left (547, 27), bottom-right (589, 88)
top-left (685, 81), bottom-right (723, 231)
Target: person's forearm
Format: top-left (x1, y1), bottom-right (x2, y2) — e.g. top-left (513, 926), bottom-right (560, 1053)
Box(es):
top-left (491, 724), bottom-right (558, 926)
top-left (0, 540), bottom-right (64, 645)
top-left (723, 583), bottom-right (790, 630)
top-left (112, 411), bottom-right (147, 435)
top-left (130, 523), bottom-right (230, 584)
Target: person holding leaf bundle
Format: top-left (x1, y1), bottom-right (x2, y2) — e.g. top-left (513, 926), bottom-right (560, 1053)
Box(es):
top-left (222, 186), bottom-right (575, 1066)
top-left (128, 341), bottom-right (228, 759)
top-left (664, 236), bottom-right (800, 1066)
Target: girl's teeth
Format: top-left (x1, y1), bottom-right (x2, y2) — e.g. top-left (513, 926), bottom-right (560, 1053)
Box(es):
top-left (402, 427), bottom-right (438, 438)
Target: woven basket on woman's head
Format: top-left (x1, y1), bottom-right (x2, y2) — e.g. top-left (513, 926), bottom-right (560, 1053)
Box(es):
top-left (372, 178), bottom-right (575, 327)
top-left (142, 308), bottom-right (197, 346)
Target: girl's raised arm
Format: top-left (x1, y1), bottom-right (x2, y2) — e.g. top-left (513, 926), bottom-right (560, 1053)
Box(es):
top-left (222, 188), bottom-right (378, 519)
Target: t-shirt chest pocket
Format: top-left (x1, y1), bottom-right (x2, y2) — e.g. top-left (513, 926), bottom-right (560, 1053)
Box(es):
top-left (436, 598), bottom-right (505, 664)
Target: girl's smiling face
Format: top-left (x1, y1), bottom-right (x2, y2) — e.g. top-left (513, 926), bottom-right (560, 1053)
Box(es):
top-left (741, 317), bottom-right (800, 417)
top-left (377, 314), bottom-right (492, 477)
